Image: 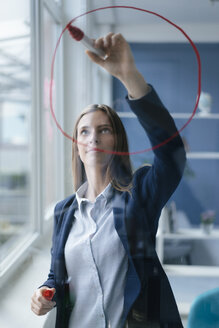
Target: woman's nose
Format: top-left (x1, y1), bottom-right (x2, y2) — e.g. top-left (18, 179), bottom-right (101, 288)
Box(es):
top-left (89, 131), bottom-right (99, 144)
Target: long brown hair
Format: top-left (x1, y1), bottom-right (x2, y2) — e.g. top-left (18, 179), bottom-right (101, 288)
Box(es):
top-left (72, 104), bottom-right (133, 192)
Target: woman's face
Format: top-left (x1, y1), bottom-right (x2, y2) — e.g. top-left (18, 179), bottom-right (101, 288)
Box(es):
top-left (77, 110), bottom-right (115, 170)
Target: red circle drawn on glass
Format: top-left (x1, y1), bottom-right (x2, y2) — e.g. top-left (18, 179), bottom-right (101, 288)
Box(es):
top-left (50, 5), bottom-right (201, 155)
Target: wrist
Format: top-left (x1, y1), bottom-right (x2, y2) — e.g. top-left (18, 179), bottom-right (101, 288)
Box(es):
top-left (120, 70), bottom-right (150, 99)
top-left (119, 66), bottom-right (139, 84)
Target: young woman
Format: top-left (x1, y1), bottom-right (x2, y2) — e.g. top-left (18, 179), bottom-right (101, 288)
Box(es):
top-left (31, 33), bottom-right (186, 328)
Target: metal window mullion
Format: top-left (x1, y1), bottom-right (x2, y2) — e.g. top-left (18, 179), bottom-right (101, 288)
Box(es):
top-left (55, 22), bottom-right (65, 201)
top-left (43, 0), bottom-right (62, 24)
top-left (31, 0), bottom-right (44, 234)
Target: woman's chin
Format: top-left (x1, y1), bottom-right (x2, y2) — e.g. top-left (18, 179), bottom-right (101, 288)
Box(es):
top-left (85, 154), bottom-right (112, 168)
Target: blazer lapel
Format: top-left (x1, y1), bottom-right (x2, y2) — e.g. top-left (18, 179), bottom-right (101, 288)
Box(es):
top-left (55, 197), bottom-right (78, 284)
top-left (113, 192), bottom-right (129, 253)
top-left (58, 197), bottom-right (78, 253)
top-left (113, 192), bottom-right (141, 324)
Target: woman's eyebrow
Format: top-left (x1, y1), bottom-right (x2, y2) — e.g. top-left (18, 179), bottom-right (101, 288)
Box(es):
top-left (79, 125), bottom-right (89, 130)
top-left (79, 124), bottom-right (111, 129)
top-left (98, 124), bottom-right (112, 128)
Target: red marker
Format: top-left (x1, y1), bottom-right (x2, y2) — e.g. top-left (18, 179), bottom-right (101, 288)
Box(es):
top-left (67, 24), bottom-right (105, 58)
top-left (42, 289), bottom-right (54, 301)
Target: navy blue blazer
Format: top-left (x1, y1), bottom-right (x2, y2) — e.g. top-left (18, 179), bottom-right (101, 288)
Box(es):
top-left (43, 87), bottom-right (186, 328)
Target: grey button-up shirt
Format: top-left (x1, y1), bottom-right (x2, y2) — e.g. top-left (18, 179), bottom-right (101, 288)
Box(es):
top-left (64, 182), bottom-right (128, 328)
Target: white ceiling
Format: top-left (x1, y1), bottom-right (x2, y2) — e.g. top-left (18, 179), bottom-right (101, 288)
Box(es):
top-left (92, 0), bottom-right (219, 25)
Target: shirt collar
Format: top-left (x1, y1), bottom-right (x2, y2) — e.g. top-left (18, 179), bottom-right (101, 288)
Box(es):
top-left (76, 181), bottom-right (113, 210)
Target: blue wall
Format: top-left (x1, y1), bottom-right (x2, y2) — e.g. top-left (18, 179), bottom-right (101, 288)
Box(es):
top-left (113, 43), bottom-right (219, 225)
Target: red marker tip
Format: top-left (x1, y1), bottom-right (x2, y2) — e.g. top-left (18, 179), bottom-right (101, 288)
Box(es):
top-left (67, 25), bottom-right (84, 41)
top-left (42, 289), bottom-right (54, 301)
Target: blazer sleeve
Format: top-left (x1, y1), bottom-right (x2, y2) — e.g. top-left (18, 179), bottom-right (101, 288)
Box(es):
top-left (126, 86), bottom-right (186, 234)
top-left (39, 202), bottom-right (62, 290)
top-left (39, 193), bottom-right (77, 289)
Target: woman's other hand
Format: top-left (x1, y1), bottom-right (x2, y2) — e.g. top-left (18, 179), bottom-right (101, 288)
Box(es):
top-left (31, 287), bottom-right (56, 316)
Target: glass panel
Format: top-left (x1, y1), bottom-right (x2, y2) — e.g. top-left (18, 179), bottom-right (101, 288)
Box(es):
top-left (0, 1), bottom-right (31, 264)
top-left (121, 117), bottom-right (154, 170)
top-left (176, 118), bottom-right (219, 153)
top-left (164, 159), bottom-right (219, 266)
top-left (53, 0), bottom-right (62, 5)
top-left (42, 6), bottom-right (60, 212)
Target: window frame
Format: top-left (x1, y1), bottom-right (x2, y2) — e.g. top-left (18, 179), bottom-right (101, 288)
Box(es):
top-left (0, 0), bottom-right (64, 285)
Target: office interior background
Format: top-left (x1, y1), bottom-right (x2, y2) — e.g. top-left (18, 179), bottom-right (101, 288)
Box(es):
top-left (0, 0), bottom-right (219, 327)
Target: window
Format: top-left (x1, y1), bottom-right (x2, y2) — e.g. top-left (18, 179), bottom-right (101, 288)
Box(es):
top-left (113, 43), bottom-right (219, 267)
top-left (42, 3), bottom-right (64, 216)
top-left (0, 0), bottom-right (32, 274)
top-left (0, 0), bottom-right (63, 279)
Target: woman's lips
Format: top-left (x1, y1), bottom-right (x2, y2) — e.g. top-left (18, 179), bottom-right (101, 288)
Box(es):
top-left (86, 147), bottom-right (99, 153)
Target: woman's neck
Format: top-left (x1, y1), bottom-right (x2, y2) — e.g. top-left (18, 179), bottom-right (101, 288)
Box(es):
top-left (85, 169), bottom-right (111, 202)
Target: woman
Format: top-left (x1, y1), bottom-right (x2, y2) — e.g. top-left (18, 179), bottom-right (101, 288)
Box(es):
top-left (31, 33), bottom-right (186, 328)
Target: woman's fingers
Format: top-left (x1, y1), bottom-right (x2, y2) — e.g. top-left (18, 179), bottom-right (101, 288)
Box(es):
top-left (111, 33), bottom-right (124, 47)
top-left (85, 50), bottom-right (105, 66)
top-left (95, 32), bottom-right (114, 50)
top-left (86, 32), bottom-right (136, 81)
top-left (31, 301), bottom-right (54, 316)
top-left (31, 287), bottom-right (56, 316)
top-left (31, 297), bottom-right (56, 316)
top-left (94, 37), bottom-right (104, 50)
top-left (91, 33), bottom-right (127, 61)
top-left (103, 32), bottom-right (114, 49)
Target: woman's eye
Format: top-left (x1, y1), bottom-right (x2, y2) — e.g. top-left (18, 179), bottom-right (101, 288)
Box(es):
top-left (81, 129), bottom-right (88, 135)
top-left (101, 128), bottom-right (111, 134)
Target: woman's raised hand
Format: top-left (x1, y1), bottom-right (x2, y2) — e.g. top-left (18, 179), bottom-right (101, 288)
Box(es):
top-left (86, 32), bottom-right (150, 99)
top-left (86, 33), bottom-right (136, 82)
top-left (31, 287), bottom-right (56, 316)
